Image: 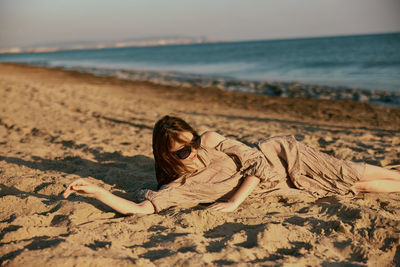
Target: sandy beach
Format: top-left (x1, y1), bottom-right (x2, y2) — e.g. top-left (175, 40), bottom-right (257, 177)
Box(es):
top-left (0, 63), bottom-right (400, 266)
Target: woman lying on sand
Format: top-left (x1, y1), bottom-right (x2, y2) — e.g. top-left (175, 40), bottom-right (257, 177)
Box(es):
top-left (63, 115), bottom-right (400, 214)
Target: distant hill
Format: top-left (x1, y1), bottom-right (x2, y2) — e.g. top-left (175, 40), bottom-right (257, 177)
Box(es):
top-left (0, 36), bottom-right (212, 54)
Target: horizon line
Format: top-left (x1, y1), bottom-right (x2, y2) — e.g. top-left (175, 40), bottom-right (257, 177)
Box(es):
top-left (0, 31), bottom-right (398, 55)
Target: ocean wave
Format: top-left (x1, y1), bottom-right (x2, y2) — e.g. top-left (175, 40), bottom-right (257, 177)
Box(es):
top-left (362, 61), bottom-right (400, 68)
top-left (300, 61), bottom-right (353, 68)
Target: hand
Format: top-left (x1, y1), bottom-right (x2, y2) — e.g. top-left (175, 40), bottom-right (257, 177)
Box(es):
top-left (207, 201), bottom-right (238, 212)
top-left (63, 179), bottom-right (103, 199)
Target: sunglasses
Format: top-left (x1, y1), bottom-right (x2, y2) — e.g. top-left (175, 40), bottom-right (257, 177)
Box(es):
top-left (173, 134), bottom-right (201, 160)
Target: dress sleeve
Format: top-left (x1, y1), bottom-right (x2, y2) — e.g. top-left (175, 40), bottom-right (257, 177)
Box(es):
top-left (137, 183), bottom-right (205, 213)
top-left (215, 138), bottom-right (270, 182)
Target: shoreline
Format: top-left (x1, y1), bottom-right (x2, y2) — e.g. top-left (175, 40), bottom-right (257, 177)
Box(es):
top-left (2, 62), bottom-right (400, 131)
top-left (111, 67), bottom-right (400, 108)
top-left (6, 62), bottom-right (400, 108)
top-left (1, 62), bottom-right (400, 265)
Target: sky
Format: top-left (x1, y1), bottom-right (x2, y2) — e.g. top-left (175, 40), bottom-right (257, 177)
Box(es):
top-left (1, 0), bottom-right (399, 48)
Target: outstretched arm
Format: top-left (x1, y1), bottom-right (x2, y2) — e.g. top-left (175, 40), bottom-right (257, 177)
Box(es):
top-left (208, 175), bottom-right (260, 212)
top-left (63, 179), bottom-right (155, 215)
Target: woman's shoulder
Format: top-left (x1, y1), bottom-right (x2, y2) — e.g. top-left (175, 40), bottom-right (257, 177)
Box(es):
top-left (201, 131), bottom-right (226, 149)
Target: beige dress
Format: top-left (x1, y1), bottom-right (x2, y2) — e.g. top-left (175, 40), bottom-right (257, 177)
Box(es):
top-left (140, 135), bottom-right (365, 212)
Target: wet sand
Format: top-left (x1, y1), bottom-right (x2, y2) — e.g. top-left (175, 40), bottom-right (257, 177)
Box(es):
top-left (0, 63), bottom-right (399, 266)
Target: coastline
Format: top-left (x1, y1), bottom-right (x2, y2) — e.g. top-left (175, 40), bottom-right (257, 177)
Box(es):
top-left (6, 63), bottom-right (400, 108)
top-left (109, 67), bottom-right (400, 108)
top-left (1, 62), bottom-right (400, 266)
top-left (2, 62), bottom-right (400, 129)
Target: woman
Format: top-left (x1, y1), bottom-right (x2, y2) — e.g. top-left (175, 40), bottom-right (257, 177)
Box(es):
top-left (63, 115), bottom-right (400, 214)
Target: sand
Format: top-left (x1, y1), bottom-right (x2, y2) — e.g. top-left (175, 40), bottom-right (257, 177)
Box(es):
top-left (0, 63), bottom-right (399, 266)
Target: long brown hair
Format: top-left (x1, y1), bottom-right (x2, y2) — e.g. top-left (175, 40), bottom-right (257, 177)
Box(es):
top-left (152, 115), bottom-right (199, 189)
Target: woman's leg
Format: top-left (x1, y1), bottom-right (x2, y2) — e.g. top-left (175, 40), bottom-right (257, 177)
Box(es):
top-left (360, 164), bottom-right (400, 182)
top-left (353, 180), bottom-right (400, 193)
top-left (352, 164), bottom-right (400, 193)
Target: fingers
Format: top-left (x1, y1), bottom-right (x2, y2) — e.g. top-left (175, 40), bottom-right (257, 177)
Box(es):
top-left (63, 179), bottom-right (89, 198)
top-left (63, 184), bottom-right (75, 198)
top-left (206, 203), bottom-right (219, 209)
top-left (207, 203), bottom-right (225, 211)
top-left (207, 203), bottom-right (218, 209)
top-left (63, 180), bottom-right (78, 198)
top-left (71, 185), bottom-right (85, 191)
top-left (206, 202), bottom-right (237, 212)
top-left (211, 206), bottom-right (227, 211)
top-left (62, 190), bottom-right (72, 198)
top-left (71, 185), bottom-right (90, 193)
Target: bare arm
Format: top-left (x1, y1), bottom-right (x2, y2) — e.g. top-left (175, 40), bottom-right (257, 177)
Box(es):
top-left (208, 175), bottom-right (260, 212)
top-left (94, 189), bottom-right (155, 215)
top-left (202, 132), bottom-right (261, 211)
top-left (63, 179), bottom-right (155, 215)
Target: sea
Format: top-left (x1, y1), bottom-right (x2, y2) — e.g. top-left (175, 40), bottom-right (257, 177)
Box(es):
top-left (1, 32), bottom-right (400, 106)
